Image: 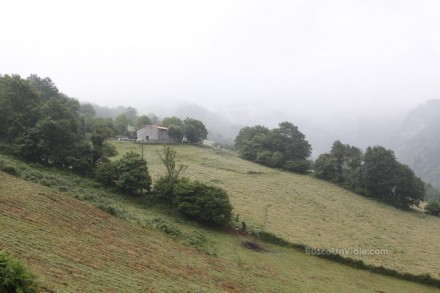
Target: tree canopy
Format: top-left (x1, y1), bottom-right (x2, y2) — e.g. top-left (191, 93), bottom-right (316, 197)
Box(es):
top-left (235, 122), bottom-right (311, 173)
top-left (314, 141), bottom-right (425, 208)
top-left (183, 118), bottom-right (208, 144)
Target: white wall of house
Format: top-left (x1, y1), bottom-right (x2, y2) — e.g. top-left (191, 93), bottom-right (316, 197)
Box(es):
top-left (136, 125), bottom-right (170, 141)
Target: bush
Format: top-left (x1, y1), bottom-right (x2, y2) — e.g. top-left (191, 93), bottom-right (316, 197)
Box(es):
top-left (283, 160), bottom-right (310, 173)
top-left (95, 152), bottom-right (151, 195)
top-left (2, 165), bottom-right (18, 176)
top-left (0, 251), bottom-right (38, 293)
top-left (153, 176), bottom-right (174, 201)
top-left (173, 179), bottom-right (233, 227)
top-left (425, 201), bottom-right (440, 216)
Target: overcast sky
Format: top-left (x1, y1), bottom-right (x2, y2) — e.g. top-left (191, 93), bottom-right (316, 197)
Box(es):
top-left (1, 0), bottom-right (440, 125)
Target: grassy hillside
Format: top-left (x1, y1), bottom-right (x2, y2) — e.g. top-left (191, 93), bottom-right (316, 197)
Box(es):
top-left (0, 160), bottom-right (438, 291)
top-left (113, 142), bottom-right (440, 277)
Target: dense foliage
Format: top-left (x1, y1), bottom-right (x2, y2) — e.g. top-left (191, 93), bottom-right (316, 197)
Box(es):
top-left (155, 146), bottom-right (188, 203)
top-left (155, 146), bottom-right (232, 226)
top-left (0, 251), bottom-right (38, 293)
top-left (173, 178), bottom-right (233, 226)
top-left (159, 116), bottom-right (208, 144)
top-left (235, 122), bottom-right (311, 173)
top-left (314, 141), bottom-right (425, 208)
top-left (0, 74), bottom-right (117, 174)
top-left (96, 152), bottom-right (151, 194)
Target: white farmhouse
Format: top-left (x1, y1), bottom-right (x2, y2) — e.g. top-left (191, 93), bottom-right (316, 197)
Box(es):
top-left (136, 125), bottom-right (170, 142)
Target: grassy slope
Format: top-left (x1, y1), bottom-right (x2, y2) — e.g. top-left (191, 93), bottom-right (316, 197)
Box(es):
top-left (113, 142), bottom-right (440, 277)
top-left (0, 165), bottom-right (437, 291)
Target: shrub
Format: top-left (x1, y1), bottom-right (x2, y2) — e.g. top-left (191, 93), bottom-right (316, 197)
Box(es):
top-left (95, 152), bottom-right (152, 195)
top-left (173, 179), bottom-right (233, 227)
top-left (0, 251), bottom-right (38, 293)
top-left (154, 176), bottom-right (174, 201)
top-left (2, 165), bottom-right (18, 176)
top-left (283, 160), bottom-right (310, 173)
top-left (95, 162), bottom-right (116, 186)
top-left (425, 201), bottom-right (440, 216)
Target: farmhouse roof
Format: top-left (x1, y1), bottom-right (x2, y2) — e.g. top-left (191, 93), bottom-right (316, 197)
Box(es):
top-left (136, 125), bottom-right (169, 131)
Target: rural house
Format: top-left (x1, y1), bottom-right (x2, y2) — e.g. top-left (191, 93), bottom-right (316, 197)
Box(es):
top-left (136, 125), bottom-right (170, 142)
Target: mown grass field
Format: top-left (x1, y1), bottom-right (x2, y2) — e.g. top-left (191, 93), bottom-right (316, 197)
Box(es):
top-left (1, 170), bottom-right (439, 292)
top-left (113, 141), bottom-right (440, 278)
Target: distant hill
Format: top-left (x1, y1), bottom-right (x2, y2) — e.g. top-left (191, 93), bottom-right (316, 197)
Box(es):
top-left (392, 100), bottom-right (440, 190)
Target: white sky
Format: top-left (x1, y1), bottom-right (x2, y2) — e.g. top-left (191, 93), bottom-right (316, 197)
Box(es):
top-left (1, 0), bottom-right (440, 125)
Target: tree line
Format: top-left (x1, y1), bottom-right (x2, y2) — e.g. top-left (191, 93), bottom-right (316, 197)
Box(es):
top-left (0, 74), bottom-right (208, 174)
top-left (314, 141), bottom-right (425, 208)
top-left (0, 74), bottom-right (231, 227)
top-left (234, 123), bottom-right (427, 209)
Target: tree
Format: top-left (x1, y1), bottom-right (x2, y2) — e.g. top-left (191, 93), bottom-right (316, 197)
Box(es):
top-left (183, 118), bottom-right (208, 144)
top-left (80, 103), bottom-right (96, 116)
top-left (16, 97), bottom-right (86, 167)
top-left (155, 146), bottom-right (187, 203)
top-left (161, 117), bottom-right (184, 142)
top-left (273, 121), bottom-right (312, 162)
top-left (27, 74), bottom-right (60, 102)
top-left (363, 146), bottom-right (398, 200)
top-left (235, 126), bottom-right (271, 161)
top-left (112, 152), bottom-right (152, 194)
top-left (90, 121), bottom-right (117, 165)
top-left (0, 75), bottom-right (42, 141)
top-left (314, 153), bottom-right (338, 180)
top-left (234, 122), bottom-right (311, 173)
top-left (135, 115), bottom-right (152, 128)
top-left (161, 116), bottom-right (184, 128)
top-left (173, 179), bottom-right (233, 227)
top-left (392, 163), bottom-right (424, 207)
top-left (123, 106), bottom-right (138, 123)
top-left (114, 114), bottom-right (129, 136)
top-left (168, 125), bottom-right (184, 142)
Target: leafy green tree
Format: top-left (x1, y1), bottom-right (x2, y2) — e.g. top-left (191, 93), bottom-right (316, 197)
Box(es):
top-left (80, 103), bottom-right (96, 116)
top-left (392, 162), bottom-right (424, 207)
top-left (27, 74), bottom-right (60, 102)
top-left (135, 115), bottom-right (152, 128)
top-left (173, 178), bottom-right (233, 227)
top-left (272, 121), bottom-right (312, 162)
top-left (235, 126), bottom-right (271, 161)
top-left (0, 75), bottom-right (42, 141)
top-left (168, 125), bottom-right (184, 142)
top-left (17, 97), bottom-right (86, 166)
top-left (235, 122), bottom-right (311, 173)
top-left (91, 122), bottom-right (117, 165)
top-left (183, 118), bottom-right (208, 144)
top-left (363, 146), bottom-right (398, 200)
top-left (161, 116), bottom-right (184, 128)
top-left (114, 114), bottom-right (129, 136)
top-left (161, 117), bottom-right (184, 142)
top-left (113, 152), bottom-right (152, 194)
top-left (314, 153), bottom-right (338, 180)
top-left (155, 146), bottom-right (187, 203)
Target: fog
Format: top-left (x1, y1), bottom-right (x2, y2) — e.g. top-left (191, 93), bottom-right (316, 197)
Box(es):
top-left (2, 0), bottom-right (440, 154)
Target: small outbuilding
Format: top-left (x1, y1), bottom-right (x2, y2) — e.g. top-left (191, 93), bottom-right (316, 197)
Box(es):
top-left (136, 125), bottom-right (170, 142)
